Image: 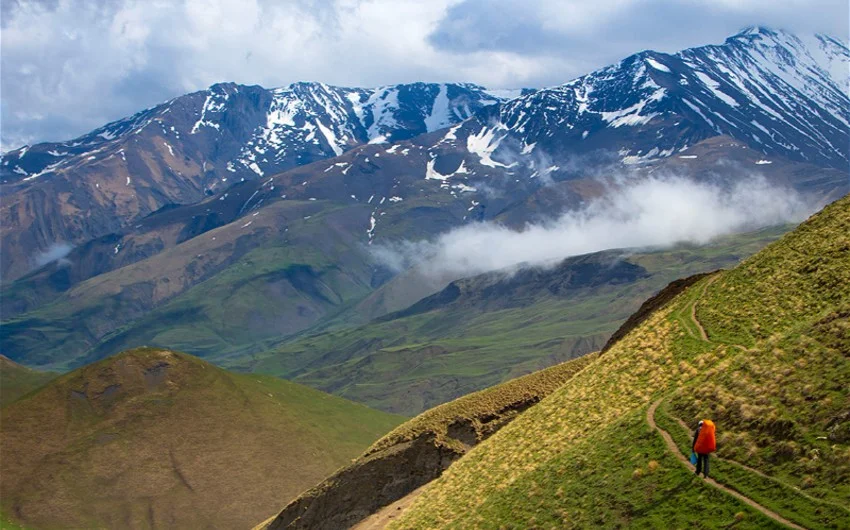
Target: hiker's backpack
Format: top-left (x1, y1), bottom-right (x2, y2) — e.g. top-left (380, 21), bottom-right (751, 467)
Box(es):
top-left (694, 419), bottom-right (716, 453)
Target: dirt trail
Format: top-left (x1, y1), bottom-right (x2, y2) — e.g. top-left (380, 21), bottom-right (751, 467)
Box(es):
top-left (349, 486), bottom-right (427, 530)
top-left (668, 414), bottom-right (850, 515)
top-left (647, 399), bottom-right (806, 530)
top-left (690, 275), bottom-right (718, 341)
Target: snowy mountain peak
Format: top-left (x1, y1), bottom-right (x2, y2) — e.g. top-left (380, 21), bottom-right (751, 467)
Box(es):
top-left (1, 81), bottom-right (506, 184)
top-left (480, 27), bottom-right (849, 170)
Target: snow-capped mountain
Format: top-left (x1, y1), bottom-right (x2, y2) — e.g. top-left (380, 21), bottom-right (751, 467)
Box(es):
top-left (0, 82), bottom-right (507, 280)
top-left (1, 82), bottom-right (504, 186)
top-left (446, 27), bottom-right (849, 171)
top-left (2, 27), bottom-right (848, 284)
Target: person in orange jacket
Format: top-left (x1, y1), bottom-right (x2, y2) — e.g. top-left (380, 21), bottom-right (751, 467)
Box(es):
top-left (692, 419), bottom-right (716, 478)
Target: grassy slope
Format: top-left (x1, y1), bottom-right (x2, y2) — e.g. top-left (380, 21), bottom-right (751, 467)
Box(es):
top-left (389, 194), bottom-right (850, 528)
top-left (258, 353), bottom-right (598, 530)
top-left (0, 356), bottom-right (56, 408)
top-left (0, 347), bottom-right (403, 530)
top-left (246, 227), bottom-right (787, 415)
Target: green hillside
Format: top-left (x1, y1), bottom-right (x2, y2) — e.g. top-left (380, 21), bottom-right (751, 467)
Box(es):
top-left (0, 355), bottom-right (56, 407)
top-left (0, 347), bottom-right (403, 530)
top-left (245, 226), bottom-right (788, 415)
top-left (387, 194), bottom-right (850, 528)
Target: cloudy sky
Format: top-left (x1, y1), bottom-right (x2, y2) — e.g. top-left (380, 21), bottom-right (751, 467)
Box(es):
top-left (1, 0), bottom-right (847, 151)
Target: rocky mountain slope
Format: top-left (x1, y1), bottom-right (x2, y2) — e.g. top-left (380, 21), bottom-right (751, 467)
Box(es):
top-left (0, 347), bottom-right (403, 530)
top-left (376, 193), bottom-right (850, 528)
top-left (469, 27), bottom-right (849, 172)
top-left (0, 82), bottom-right (506, 281)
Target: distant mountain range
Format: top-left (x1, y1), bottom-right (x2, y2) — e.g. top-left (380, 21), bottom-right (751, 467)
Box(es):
top-left (1, 27), bottom-right (847, 383)
top-left (0, 82), bottom-right (513, 280)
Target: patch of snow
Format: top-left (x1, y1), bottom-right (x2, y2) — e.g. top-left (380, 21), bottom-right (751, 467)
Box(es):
top-left (694, 71), bottom-right (739, 107)
top-left (622, 147), bottom-right (661, 165)
top-left (191, 91), bottom-right (227, 134)
top-left (440, 123), bottom-right (463, 144)
top-left (467, 126), bottom-right (512, 168)
top-left (248, 162), bottom-right (264, 176)
top-left (646, 58), bottom-right (671, 72)
top-left (363, 87), bottom-right (400, 141)
top-left (755, 159), bottom-right (773, 165)
top-left (315, 119), bottom-right (343, 156)
top-left (389, 196), bottom-right (403, 202)
top-left (163, 142), bottom-right (175, 157)
top-left (425, 159), bottom-right (450, 181)
top-left (679, 155), bottom-right (698, 159)
top-left (424, 84), bottom-right (451, 132)
top-left (600, 88), bottom-right (665, 127)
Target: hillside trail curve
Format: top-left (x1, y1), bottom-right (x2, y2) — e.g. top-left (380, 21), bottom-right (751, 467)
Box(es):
top-left (689, 274), bottom-right (719, 341)
top-left (647, 399), bottom-right (806, 530)
top-left (648, 275), bottom-right (808, 529)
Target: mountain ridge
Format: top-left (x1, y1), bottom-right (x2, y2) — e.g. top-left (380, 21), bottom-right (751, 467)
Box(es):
top-left (2, 27), bottom-right (847, 284)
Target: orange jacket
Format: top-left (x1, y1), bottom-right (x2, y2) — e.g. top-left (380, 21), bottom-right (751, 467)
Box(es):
top-left (693, 419), bottom-right (716, 454)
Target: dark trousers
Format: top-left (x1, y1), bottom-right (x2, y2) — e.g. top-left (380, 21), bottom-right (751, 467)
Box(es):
top-left (695, 453), bottom-right (710, 477)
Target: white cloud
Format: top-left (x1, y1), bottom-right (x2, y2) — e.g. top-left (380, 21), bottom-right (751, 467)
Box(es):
top-left (374, 175), bottom-right (815, 280)
top-left (32, 242), bottom-right (74, 268)
top-left (1, 0), bottom-right (847, 150)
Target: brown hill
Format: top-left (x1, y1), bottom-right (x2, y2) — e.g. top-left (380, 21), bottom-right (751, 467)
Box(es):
top-left (0, 347), bottom-right (403, 529)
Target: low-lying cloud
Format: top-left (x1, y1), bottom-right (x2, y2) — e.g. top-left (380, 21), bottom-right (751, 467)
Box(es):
top-left (32, 242), bottom-right (74, 268)
top-left (373, 175), bottom-right (815, 280)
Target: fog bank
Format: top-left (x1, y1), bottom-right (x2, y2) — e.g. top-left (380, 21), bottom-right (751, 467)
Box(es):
top-left (373, 175), bottom-right (815, 280)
